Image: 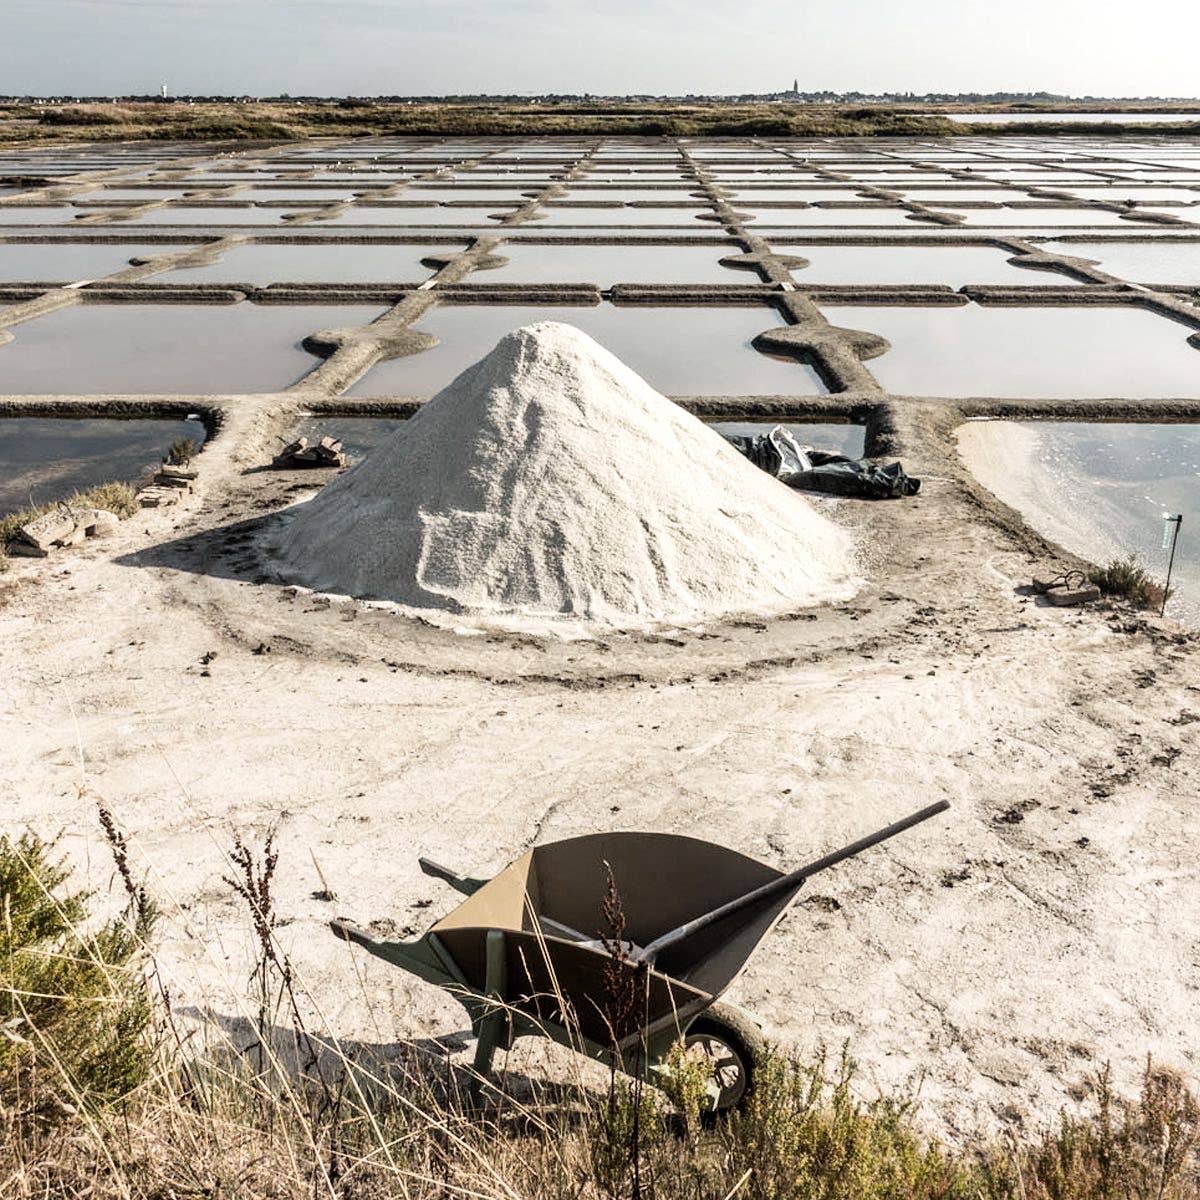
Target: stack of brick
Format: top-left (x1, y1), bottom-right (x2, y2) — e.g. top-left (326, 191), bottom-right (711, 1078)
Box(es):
top-left (273, 435), bottom-right (347, 469)
top-left (137, 463), bottom-right (197, 508)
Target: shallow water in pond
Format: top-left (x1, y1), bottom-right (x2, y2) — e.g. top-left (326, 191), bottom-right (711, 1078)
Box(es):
top-left (83, 188), bottom-right (194, 201)
top-left (558, 188), bottom-right (704, 202)
top-left (822, 303), bottom-right (1200, 398)
top-left (348, 304), bottom-right (826, 396)
top-left (0, 303), bottom-right (385, 394)
top-left (482, 241), bottom-right (744, 284)
top-left (897, 188), bottom-right (1046, 202)
top-left (113, 206), bottom-right (300, 225)
top-left (323, 206), bottom-right (516, 225)
top-left (958, 420), bottom-right (1200, 626)
top-left (0, 415), bottom-right (208, 515)
top-left (1038, 240), bottom-right (1200, 283)
top-left (288, 416), bottom-right (864, 462)
top-left (1056, 187), bottom-right (1200, 202)
top-left (0, 241), bottom-right (163, 281)
top-left (531, 206), bottom-right (711, 226)
top-left (942, 207), bottom-right (1170, 226)
top-left (724, 189), bottom-right (870, 202)
top-left (158, 242), bottom-right (458, 284)
top-left (0, 207), bottom-right (78, 225)
top-left (710, 421), bottom-right (866, 458)
top-left (402, 188), bottom-right (531, 202)
top-left (234, 188), bottom-right (362, 201)
top-left (744, 207), bottom-right (924, 226)
top-left (783, 244), bottom-right (1073, 287)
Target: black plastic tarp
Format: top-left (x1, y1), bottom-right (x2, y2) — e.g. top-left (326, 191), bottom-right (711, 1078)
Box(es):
top-left (722, 427), bottom-right (920, 500)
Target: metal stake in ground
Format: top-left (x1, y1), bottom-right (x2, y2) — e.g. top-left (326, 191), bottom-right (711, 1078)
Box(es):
top-left (1162, 512), bottom-right (1183, 618)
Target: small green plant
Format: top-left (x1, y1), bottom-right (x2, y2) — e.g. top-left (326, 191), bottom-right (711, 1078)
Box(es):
top-left (659, 1037), bottom-right (713, 1137)
top-left (0, 830), bottom-right (156, 1127)
top-left (164, 437), bottom-right (197, 467)
top-left (1015, 1062), bottom-right (1200, 1200)
top-left (1089, 556), bottom-right (1170, 610)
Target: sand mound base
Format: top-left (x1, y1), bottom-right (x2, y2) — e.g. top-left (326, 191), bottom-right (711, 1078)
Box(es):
top-left (272, 322), bottom-right (859, 629)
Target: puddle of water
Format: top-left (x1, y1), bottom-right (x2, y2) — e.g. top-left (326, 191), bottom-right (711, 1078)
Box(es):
top-left (158, 242), bottom-right (461, 284)
top-left (348, 304), bottom-right (826, 396)
top-left (483, 242), bottom-right (743, 284)
top-left (0, 415), bottom-right (208, 515)
top-left (784, 244), bottom-right (1075, 287)
top-left (823, 303), bottom-right (1200, 398)
top-left (0, 303), bottom-right (385, 394)
top-left (958, 419), bottom-right (1200, 625)
top-left (1038, 239), bottom-right (1200, 283)
top-left (709, 420), bottom-right (866, 458)
top-left (0, 242), bottom-right (168, 282)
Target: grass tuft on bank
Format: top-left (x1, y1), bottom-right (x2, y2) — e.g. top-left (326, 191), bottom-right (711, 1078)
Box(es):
top-left (0, 480), bottom-right (137, 570)
top-left (1089, 555), bottom-right (1171, 610)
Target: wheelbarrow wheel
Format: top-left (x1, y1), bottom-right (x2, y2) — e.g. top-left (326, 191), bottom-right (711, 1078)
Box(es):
top-left (684, 1003), bottom-right (764, 1117)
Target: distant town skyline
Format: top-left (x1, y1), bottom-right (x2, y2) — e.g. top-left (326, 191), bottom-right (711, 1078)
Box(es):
top-left (3, 0), bottom-right (1198, 99)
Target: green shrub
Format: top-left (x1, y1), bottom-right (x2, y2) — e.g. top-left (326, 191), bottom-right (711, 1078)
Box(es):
top-left (1088, 555), bottom-right (1170, 610)
top-left (0, 831), bottom-right (156, 1126)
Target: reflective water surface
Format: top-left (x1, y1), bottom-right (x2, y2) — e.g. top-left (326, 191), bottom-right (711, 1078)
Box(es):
top-left (0, 415), bottom-right (208, 514)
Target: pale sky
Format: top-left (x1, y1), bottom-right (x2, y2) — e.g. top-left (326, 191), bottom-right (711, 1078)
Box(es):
top-left (2, 0), bottom-right (1198, 98)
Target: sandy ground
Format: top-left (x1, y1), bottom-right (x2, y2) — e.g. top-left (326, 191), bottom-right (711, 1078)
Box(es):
top-left (2, 427), bottom-right (1199, 1142)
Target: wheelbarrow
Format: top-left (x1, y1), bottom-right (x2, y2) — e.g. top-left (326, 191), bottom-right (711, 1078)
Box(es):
top-left (331, 800), bottom-right (948, 1114)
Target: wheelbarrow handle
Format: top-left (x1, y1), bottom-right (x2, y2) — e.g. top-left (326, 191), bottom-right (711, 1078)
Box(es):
top-left (419, 856), bottom-right (487, 896)
top-left (329, 918), bottom-right (380, 950)
top-left (639, 800), bottom-right (950, 966)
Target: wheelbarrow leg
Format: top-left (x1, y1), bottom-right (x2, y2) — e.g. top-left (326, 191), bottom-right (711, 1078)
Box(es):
top-left (470, 930), bottom-right (507, 1098)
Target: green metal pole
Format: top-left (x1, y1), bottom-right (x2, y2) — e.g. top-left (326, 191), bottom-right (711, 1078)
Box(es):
top-left (1162, 515), bottom-right (1183, 619)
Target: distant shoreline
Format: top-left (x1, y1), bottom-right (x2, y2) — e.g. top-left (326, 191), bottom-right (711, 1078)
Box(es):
top-left (5, 100), bottom-right (1200, 146)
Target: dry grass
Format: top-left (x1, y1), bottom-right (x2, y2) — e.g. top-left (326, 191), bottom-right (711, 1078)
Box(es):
top-left (0, 481), bottom-right (138, 571)
top-left (3, 818), bottom-right (1200, 1200)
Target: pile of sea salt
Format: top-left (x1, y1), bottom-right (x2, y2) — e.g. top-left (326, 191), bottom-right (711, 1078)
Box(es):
top-left (273, 322), bottom-right (859, 629)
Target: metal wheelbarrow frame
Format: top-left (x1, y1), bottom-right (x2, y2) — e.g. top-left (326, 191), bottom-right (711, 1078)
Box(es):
top-left (331, 801), bottom-right (948, 1113)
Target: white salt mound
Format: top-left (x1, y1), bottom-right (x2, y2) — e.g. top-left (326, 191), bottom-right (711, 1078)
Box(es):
top-left (274, 322), bottom-right (859, 627)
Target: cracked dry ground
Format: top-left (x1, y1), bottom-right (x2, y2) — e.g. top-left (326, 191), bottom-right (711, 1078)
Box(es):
top-left (0, 447), bottom-right (1197, 1141)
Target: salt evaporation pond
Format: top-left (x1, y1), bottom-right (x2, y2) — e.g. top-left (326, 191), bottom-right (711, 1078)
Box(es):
top-left (958, 420), bottom-right (1200, 626)
top-left (0, 416), bottom-right (207, 515)
top-left (290, 417), bottom-right (865, 463)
